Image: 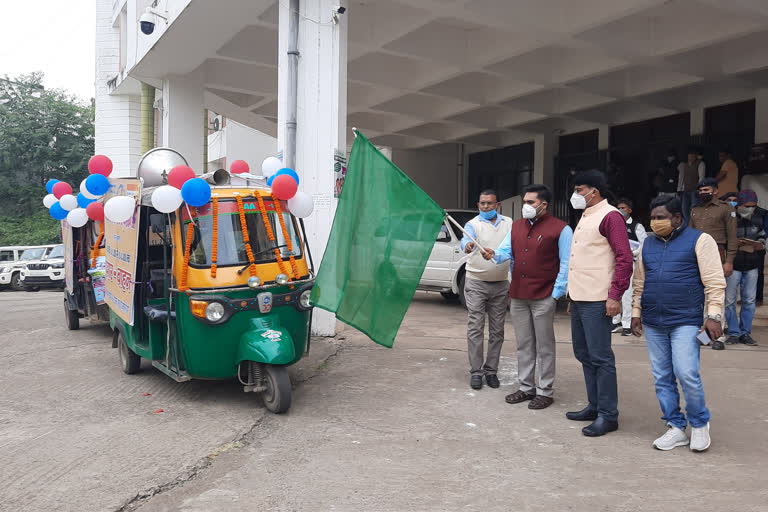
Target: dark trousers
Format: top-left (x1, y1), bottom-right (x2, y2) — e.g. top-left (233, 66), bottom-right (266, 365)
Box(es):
top-left (757, 252), bottom-right (765, 303)
top-left (570, 300), bottom-right (619, 422)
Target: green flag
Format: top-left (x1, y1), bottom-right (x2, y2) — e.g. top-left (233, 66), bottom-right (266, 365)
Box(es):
top-left (310, 131), bottom-right (446, 347)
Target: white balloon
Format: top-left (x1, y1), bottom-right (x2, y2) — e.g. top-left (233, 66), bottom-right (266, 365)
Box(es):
top-left (287, 191), bottom-right (314, 218)
top-left (43, 193), bottom-right (57, 208)
top-left (151, 185), bottom-right (183, 213)
top-left (104, 196), bottom-right (136, 223)
top-left (80, 178), bottom-right (99, 199)
top-left (59, 194), bottom-right (78, 211)
top-left (67, 208), bottom-right (89, 228)
top-left (261, 156), bottom-right (282, 178)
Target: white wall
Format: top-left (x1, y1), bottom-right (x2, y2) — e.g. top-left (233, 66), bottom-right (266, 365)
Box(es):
top-left (391, 145), bottom-right (460, 209)
top-left (225, 121), bottom-right (277, 171)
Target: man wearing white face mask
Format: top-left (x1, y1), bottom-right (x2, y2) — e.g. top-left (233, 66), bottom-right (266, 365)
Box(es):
top-left (483, 184), bottom-right (572, 409)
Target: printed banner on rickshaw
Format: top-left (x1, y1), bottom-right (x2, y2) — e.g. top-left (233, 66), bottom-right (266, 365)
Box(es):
top-left (104, 178), bottom-right (142, 325)
top-left (62, 220), bottom-right (74, 294)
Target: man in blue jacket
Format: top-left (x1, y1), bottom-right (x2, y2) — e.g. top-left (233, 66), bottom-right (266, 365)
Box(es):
top-left (631, 195), bottom-right (726, 452)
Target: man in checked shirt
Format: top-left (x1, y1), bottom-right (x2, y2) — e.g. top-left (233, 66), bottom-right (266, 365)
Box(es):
top-left (565, 170), bottom-right (633, 437)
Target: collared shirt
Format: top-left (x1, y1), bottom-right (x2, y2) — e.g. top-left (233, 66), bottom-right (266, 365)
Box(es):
top-left (689, 199), bottom-right (738, 263)
top-left (632, 232), bottom-right (726, 318)
top-left (600, 211), bottom-right (634, 301)
top-left (718, 158), bottom-right (739, 196)
top-left (493, 218), bottom-right (573, 299)
top-left (460, 214), bottom-right (502, 251)
top-left (625, 216), bottom-right (648, 258)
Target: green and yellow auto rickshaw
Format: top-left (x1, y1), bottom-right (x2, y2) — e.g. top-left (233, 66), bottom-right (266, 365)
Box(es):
top-left (106, 159), bottom-right (314, 413)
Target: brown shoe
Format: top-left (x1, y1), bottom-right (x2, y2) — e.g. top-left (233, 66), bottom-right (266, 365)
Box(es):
top-left (505, 389), bottom-right (535, 404)
top-left (528, 395), bottom-right (554, 410)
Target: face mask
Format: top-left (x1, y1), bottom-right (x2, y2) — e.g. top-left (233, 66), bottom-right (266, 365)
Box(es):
top-left (738, 206), bottom-right (755, 218)
top-left (651, 219), bottom-right (674, 237)
top-left (570, 189), bottom-right (593, 210)
top-left (479, 208), bottom-right (497, 220)
top-left (619, 209), bottom-right (630, 219)
top-left (729, 201), bottom-right (738, 207)
top-left (698, 193), bottom-right (713, 203)
top-left (522, 203), bottom-right (543, 220)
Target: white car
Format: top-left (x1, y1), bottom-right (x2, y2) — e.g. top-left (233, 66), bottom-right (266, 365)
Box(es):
top-left (0, 245), bottom-right (57, 291)
top-left (20, 244), bottom-right (65, 291)
top-left (417, 209), bottom-right (478, 305)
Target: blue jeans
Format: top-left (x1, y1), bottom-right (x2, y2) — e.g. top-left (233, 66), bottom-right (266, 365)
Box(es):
top-left (725, 268), bottom-right (758, 337)
top-left (644, 324), bottom-right (710, 429)
top-left (570, 301), bottom-right (618, 422)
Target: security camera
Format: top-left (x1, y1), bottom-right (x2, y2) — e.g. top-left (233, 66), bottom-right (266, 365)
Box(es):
top-left (331, 5), bottom-right (346, 23)
top-left (139, 7), bottom-right (168, 36)
top-left (335, 6), bottom-right (346, 14)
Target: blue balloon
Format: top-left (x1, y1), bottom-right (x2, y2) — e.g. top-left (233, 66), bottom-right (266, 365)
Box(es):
top-left (181, 178), bottom-right (211, 207)
top-left (50, 202), bottom-right (68, 220)
top-left (266, 175), bottom-right (275, 186)
top-left (85, 174), bottom-right (110, 196)
top-left (46, 179), bottom-right (59, 194)
top-left (274, 168), bottom-right (300, 186)
top-left (77, 193), bottom-right (96, 208)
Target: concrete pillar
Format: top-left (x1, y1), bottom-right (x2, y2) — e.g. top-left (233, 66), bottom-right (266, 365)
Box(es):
top-left (598, 125), bottom-right (610, 150)
top-left (278, 0), bottom-right (348, 336)
top-left (690, 107), bottom-right (705, 136)
top-left (161, 70), bottom-right (204, 173)
top-left (756, 89), bottom-right (768, 144)
top-left (534, 133), bottom-right (559, 189)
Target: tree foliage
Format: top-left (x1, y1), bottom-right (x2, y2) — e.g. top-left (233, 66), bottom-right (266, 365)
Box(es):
top-left (0, 72), bottom-right (94, 244)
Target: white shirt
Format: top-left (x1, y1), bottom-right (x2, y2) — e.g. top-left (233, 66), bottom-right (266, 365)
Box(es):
top-left (677, 161), bottom-right (706, 192)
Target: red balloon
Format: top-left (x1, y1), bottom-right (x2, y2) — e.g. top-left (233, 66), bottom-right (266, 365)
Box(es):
top-left (88, 155), bottom-right (113, 176)
top-left (86, 201), bottom-right (104, 221)
top-left (167, 165), bottom-right (196, 189)
top-left (271, 174), bottom-right (298, 200)
top-left (52, 181), bottom-right (73, 199)
top-left (230, 160), bottom-right (249, 174)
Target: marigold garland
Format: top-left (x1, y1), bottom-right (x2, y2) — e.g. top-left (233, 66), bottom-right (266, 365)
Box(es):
top-left (235, 195), bottom-right (258, 277)
top-left (255, 193), bottom-right (290, 279)
top-left (90, 221), bottom-right (104, 269)
top-left (179, 207), bottom-right (196, 291)
top-left (210, 197), bottom-right (218, 278)
top-left (272, 197), bottom-right (300, 279)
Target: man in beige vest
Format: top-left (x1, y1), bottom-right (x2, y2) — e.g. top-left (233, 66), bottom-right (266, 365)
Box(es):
top-left (566, 171), bottom-right (633, 437)
top-left (461, 189), bottom-right (512, 390)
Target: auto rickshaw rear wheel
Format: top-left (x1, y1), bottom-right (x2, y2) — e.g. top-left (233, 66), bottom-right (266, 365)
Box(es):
top-left (118, 331), bottom-right (141, 374)
top-left (262, 365), bottom-right (291, 414)
top-left (64, 299), bottom-right (79, 330)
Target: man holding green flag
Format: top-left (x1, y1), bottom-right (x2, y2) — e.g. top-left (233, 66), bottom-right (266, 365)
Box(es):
top-left (310, 131), bottom-right (446, 348)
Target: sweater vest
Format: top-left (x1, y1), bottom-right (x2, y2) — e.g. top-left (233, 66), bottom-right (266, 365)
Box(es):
top-left (466, 215), bottom-right (512, 282)
top-left (508, 215), bottom-right (567, 300)
top-left (567, 199), bottom-right (618, 301)
top-left (641, 226), bottom-right (705, 328)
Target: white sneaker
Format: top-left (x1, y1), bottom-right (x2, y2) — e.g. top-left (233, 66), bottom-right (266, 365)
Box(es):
top-left (690, 423), bottom-right (711, 452)
top-left (653, 426), bottom-right (689, 450)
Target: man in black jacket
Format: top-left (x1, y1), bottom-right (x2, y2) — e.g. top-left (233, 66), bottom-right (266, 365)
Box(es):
top-left (725, 189), bottom-right (765, 346)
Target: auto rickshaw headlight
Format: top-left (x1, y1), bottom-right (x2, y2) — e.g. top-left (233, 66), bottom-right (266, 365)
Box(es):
top-left (275, 273), bottom-right (289, 285)
top-left (247, 276), bottom-right (262, 288)
top-left (205, 302), bottom-right (225, 322)
top-left (298, 289), bottom-right (312, 310)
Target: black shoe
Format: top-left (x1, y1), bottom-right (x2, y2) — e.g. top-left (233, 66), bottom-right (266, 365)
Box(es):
top-left (740, 334), bottom-right (758, 346)
top-left (621, 328), bottom-right (632, 336)
top-left (726, 336), bottom-right (741, 345)
top-left (566, 406), bottom-right (598, 421)
top-left (611, 323), bottom-right (622, 333)
top-left (711, 340), bottom-right (725, 350)
top-left (582, 417), bottom-right (619, 437)
top-left (470, 375), bottom-right (483, 390)
top-left (486, 374), bottom-right (500, 388)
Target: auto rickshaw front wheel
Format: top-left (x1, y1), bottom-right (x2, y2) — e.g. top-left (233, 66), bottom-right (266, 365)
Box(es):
top-left (118, 331), bottom-right (141, 375)
top-left (262, 365), bottom-right (291, 414)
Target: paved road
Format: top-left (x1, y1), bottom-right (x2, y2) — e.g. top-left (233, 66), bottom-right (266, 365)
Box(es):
top-left (2, 290), bottom-right (768, 511)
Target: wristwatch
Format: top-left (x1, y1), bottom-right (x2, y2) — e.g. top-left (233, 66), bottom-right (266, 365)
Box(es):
top-left (707, 314), bottom-right (722, 323)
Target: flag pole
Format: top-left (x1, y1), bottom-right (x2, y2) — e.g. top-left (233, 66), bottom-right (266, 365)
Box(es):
top-left (445, 214), bottom-right (490, 254)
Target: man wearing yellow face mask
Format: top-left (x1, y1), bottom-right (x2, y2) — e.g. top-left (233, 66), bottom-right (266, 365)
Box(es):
top-left (631, 195), bottom-right (725, 453)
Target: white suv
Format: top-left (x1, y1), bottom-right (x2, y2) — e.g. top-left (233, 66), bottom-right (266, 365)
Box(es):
top-left (20, 244), bottom-right (65, 291)
top-left (417, 210), bottom-right (478, 305)
top-left (0, 246), bottom-right (56, 291)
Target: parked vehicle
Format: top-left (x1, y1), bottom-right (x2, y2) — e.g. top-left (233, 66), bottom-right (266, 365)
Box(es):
top-left (0, 245), bottom-right (45, 290)
top-left (20, 244), bottom-right (65, 291)
top-left (62, 220), bottom-right (109, 330)
top-left (417, 209), bottom-right (477, 305)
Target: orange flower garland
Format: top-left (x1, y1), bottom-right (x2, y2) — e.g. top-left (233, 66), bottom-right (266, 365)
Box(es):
top-left (272, 197), bottom-right (300, 279)
top-left (235, 195), bottom-right (258, 277)
top-left (210, 197), bottom-right (218, 278)
top-left (255, 193), bottom-right (291, 279)
top-left (179, 207), bottom-right (196, 291)
top-left (90, 221), bottom-right (104, 268)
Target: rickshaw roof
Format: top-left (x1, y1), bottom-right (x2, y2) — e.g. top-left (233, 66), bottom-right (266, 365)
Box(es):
top-left (139, 184), bottom-right (274, 207)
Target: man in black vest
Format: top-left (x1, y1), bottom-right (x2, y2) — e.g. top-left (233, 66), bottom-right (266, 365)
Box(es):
top-left (612, 198), bottom-right (647, 336)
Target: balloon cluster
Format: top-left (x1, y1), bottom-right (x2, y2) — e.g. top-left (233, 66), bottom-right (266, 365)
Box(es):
top-left (150, 165), bottom-right (211, 212)
top-left (42, 155), bottom-right (114, 227)
top-left (261, 157), bottom-right (313, 218)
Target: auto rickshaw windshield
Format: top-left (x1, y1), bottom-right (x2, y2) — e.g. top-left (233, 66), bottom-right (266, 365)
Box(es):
top-left (183, 199), bottom-right (302, 267)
